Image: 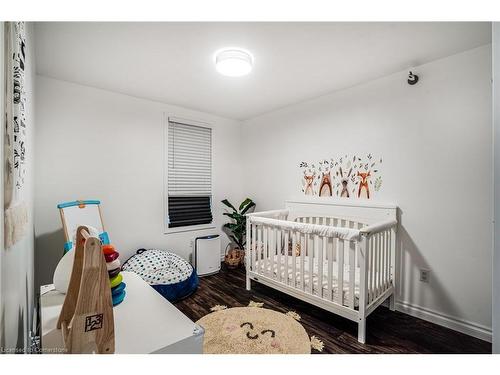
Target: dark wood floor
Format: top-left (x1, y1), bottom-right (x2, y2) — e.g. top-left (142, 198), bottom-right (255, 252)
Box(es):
top-left (175, 264), bottom-right (491, 354)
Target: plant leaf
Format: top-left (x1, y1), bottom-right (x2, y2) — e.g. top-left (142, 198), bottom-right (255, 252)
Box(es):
top-left (223, 212), bottom-right (242, 221)
top-left (224, 223), bottom-right (238, 231)
top-left (221, 199), bottom-right (237, 212)
top-left (238, 198), bottom-right (253, 211)
top-left (240, 201), bottom-right (256, 215)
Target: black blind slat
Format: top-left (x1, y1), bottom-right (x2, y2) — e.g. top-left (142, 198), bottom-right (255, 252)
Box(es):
top-left (168, 196), bottom-right (213, 228)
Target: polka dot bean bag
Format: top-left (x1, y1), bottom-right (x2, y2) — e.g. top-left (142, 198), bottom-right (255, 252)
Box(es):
top-left (122, 249), bottom-right (198, 302)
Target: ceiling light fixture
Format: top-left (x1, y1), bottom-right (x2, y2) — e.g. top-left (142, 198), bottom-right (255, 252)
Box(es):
top-left (215, 48), bottom-right (253, 77)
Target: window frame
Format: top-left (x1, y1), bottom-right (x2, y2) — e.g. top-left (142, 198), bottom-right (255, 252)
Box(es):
top-left (163, 114), bottom-right (215, 234)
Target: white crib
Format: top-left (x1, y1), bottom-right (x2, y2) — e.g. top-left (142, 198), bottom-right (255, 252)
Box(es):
top-left (245, 199), bottom-right (397, 343)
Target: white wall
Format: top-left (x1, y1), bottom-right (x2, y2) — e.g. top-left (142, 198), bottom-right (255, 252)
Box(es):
top-left (242, 45), bottom-right (493, 341)
top-left (492, 23), bottom-right (500, 353)
top-left (34, 76), bottom-right (244, 288)
top-left (0, 22), bottom-right (36, 352)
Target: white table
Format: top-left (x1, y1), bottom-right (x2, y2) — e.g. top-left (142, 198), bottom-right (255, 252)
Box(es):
top-left (41, 271), bottom-right (204, 353)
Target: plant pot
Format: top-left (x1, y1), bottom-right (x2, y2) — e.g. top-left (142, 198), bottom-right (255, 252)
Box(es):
top-left (224, 247), bottom-right (245, 269)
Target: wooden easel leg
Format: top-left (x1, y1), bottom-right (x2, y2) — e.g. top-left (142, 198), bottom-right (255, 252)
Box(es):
top-left (96, 337), bottom-right (115, 354)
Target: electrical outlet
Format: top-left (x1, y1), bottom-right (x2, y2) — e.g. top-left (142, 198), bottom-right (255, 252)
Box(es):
top-left (420, 269), bottom-right (430, 283)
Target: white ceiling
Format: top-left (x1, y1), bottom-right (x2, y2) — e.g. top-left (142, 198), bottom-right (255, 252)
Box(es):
top-left (35, 22), bottom-right (491, 120)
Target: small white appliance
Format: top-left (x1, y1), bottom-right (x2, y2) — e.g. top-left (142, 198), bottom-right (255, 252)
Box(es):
top-left (194, 235), bottom-right (221, 276)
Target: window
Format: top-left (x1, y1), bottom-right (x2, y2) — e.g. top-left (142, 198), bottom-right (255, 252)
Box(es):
top-left (167, 118), bottom-right (213, 229)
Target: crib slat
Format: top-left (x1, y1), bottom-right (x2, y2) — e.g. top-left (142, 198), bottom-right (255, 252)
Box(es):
top-left (374, 235), bottom-right (379, 299)
top-left (382, 233), bottom-right (386, 291)
top-left (391, 227), bottom-right (396, 287)
top-left (371, 235), bottom-right (376, 299)
top-left (381, 231), bottom-right (386, 290)
top-left (273, 228), bottom-right (281, 280)
top-left (292, 231), bottom-right (297, 288)
top-left (310, 235), bottom-right (317, 295)
top-left (327, 237), bottom-right (333, 301)
top-left (333, 234), bottom-right (338, 263)
top-left (386, 230), bottom-right (390, 288)
top-left (251, 223), bottom-right (256, 271)
top-left (318, 235), bottom-right (325, 298)
top-left (355, 222), bottom-right (361, 268)
top-left (372, 236), bottom-right (376, 303)
top-left (337, 239), bottom-right (344, 306)
top-left (276, 228), bottom-right (282, 282)
top-left (256, 226), bottom-right (262, 272)
top-left (298, 232), bottom-right (303, 289)
top-left (366, 236), bottom-right (371, 303)
top-left (376, 234), bottom-right (381, 296)
top-left (382, 231), bottom-right (387, 290)
top-left (374, 235), bottom-right (380, 299)
top-left (263, 227), bottom-right (268, 276)
top-left (385, 230), bottom-right (390, 289)
top-left (284, 230), bottom-right (289, 285)
top-left (301, 233), bottom-right (307, 291)
top-left (348, 240), bottom-right (355, 309)
top-left (368, 237), bottom-right (373, 303)
top-left (269, 227), bottom-right (276, 279)
top-left (380, 231), bottom-right (384, 289)
top-left (375, 233), bottom-right (382, 297)
top-left (386, 230), bottom-right (390, 289)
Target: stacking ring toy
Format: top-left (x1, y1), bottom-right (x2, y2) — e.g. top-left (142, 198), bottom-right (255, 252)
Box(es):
top-left (111, 282), bottom-right (126, 296)
top-left (109, 273), bottom-right (123, 288)
top-left (102, 244), bottom-right (116, 255)
top-left (104, 251), bottom-right (119, 263)
top-left (106, 259), bottom-right (121, 271)
top-left (108, 267), bottom-right (121, 278)
top-left (112, 290), bottom-right (126, 306)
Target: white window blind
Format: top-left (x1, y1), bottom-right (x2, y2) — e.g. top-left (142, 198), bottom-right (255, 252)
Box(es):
top-left (167, 119), bottom-right (213, 228)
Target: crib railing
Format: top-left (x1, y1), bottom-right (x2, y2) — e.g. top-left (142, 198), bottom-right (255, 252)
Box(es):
top-left (359, 221), bottom-right (397, 313)
top-left (245, 211), bottom-right (397, 315)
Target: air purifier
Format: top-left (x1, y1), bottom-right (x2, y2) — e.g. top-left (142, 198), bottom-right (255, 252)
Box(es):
top-left (194, 235), bottom-right (221, 276)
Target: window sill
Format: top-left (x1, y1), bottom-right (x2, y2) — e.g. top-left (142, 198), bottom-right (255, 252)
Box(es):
top-left (164, 224), bottom-right (217, 235)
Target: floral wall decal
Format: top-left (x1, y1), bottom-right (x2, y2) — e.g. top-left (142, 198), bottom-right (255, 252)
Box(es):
top-left (299, 154), bottom-right (383, 199)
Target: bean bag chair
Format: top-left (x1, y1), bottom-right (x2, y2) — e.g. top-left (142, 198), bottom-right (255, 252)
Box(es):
top-left (122, 249), bottom-right (198, 302)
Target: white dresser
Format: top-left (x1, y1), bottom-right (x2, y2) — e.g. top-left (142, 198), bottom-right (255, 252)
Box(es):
top-left (40, 271), bottom-right (204, 354)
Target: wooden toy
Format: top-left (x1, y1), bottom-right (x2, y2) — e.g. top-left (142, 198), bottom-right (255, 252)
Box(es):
top-left (56, 200), bottom-right (127, 307)
top-left (57, 200), bottom-right (110, 253)
top-left (57, 225), bottom-right (115, 354)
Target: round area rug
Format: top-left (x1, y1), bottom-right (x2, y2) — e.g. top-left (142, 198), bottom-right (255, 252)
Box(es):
top-left (196, 306), bottom-right (311, 354)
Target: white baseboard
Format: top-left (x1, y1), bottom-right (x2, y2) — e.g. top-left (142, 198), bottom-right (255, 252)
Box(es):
top-left (395, 300), bottom-right (492, 343)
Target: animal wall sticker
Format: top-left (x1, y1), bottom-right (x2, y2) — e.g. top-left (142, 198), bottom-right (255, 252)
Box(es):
top-left (338, 166), bottom-right (352, 198)
top-left (303, 173), bottom-right (315, 195)
top-left (319, 172), bottom-right (332, 197)
top-left (299, 154), bottom-right (382, 199)
top-left (357, 171), bottom-right (371, 199)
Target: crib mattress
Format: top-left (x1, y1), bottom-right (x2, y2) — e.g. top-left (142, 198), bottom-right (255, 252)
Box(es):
top-left (253, 256), bottom-right (364, 308)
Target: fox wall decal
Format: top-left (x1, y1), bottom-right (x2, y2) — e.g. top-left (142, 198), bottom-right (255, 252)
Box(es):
top-left (319, 172), bottom-right (332, 197)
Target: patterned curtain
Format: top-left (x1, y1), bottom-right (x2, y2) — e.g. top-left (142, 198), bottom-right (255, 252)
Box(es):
top-left (4, 21), bottom-right (28, 248)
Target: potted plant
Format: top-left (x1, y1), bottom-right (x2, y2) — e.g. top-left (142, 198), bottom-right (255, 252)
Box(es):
top-left (221, 198), bottom-right (255, 268)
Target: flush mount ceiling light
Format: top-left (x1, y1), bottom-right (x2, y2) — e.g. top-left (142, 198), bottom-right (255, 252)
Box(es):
top-left (215, 48), bottom-right (253, 77)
